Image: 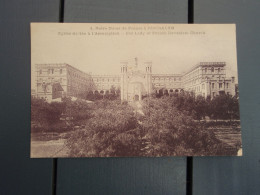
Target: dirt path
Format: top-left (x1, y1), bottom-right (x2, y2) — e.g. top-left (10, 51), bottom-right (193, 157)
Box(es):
top-left (130, 101), bottom-right (144, 115)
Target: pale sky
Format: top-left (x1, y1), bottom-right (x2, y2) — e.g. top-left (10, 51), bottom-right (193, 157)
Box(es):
top-left (31, 23), bottom-right (238, 88)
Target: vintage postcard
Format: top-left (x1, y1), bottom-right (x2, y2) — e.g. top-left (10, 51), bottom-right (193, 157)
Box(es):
top-left (31, 23), bottom-right (242, 158)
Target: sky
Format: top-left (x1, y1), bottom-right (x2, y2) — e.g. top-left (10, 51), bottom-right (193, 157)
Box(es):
top-left (31, 23), bottom-right (238, 88)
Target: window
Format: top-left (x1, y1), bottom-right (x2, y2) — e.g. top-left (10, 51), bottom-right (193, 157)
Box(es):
top-left (211, 67), bottom-right (214, 73)
top-left (39, 69), bottom-right (42, 74)
top-left (212, 83), bottom-right (215, 89)
top-left (48, 69), bottom-right (50, 74)
top-left (205, 68), bottom-right (207, 73)
top-left (60, 69), bottom-right (62, 74)
top-left (226, 83), bottom-right (229, 88)
top-left (51, 69), bottom-right (54, 74)
top-left (219, 83), bottom-right (222, 88)
top-left (218, 68), bottom-right (220, 73)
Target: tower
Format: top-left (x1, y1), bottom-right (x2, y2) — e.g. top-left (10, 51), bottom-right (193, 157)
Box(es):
top-left (145, 62), bottom-right (152, 96)
top-left (120, 62), bottom-right (128, 101)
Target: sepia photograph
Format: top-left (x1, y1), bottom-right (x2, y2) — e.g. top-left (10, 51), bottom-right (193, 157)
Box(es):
top-left (31, 23), bottom-right (242, 158)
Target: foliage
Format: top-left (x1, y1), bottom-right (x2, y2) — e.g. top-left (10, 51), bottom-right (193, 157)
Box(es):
top-left (66, 100), bottom-right (142, 157)
top-left (62, 97), bottom-right (93, 125)
top-left (31, 97), bottom-right (65, 131)
top-left (31, 97), bottom-right (93, 132)
top-left (32, 91), bottom-right (240, 156)
top-left (140, 97), bottom-right (227, 156)
top-left (210, 94), bottom-right (240, 121)
top-left (154, 92), bottom-right (240, 121)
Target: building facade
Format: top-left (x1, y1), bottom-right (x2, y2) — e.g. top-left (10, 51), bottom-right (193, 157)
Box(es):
top-left (35, 63), bottom-right (92, 102)
top-left (182, 62), bottom-right (235, 98)
top-left (91, 75), bottom-right (120, 94)
top-left (34, 60), bottom-right (236, 102)
top-left (120, 61), bottom-right (152, 101)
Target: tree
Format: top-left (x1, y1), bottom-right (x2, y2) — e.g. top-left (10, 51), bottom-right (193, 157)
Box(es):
top-left (65, 95), bottom-right (235, 157)
top-left (139, 97), bottom-right (226, 156)
top-left (31, 97), bottom-right (65, 131)
top-left (194, 95), bottom-right (207, 120)
top-left (210, 94), bottom-right (239, 121)
top-left (66, 100), bottom-right (142, 157)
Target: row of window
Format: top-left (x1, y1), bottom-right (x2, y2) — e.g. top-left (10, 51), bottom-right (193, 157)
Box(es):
top-left (37, 78), bottom-right (63, 83)
top-left (184, 67), bottom-right (223, 81)
top-left (154, 83), bottom-right (181, 87)
top-left (211, 82), bottom-right (229, 89)
top-left (184, 69), bottom-right (200, 80)
top-left (39, 68), bottom-right (63, 75)
top-left (152, 77), bottom-right (181, 81)
top-left (187, 82), bottom-right (230, 92)
top-left (185, 78), bottom-right (201, 86)
top-left (204, 67), bottom-right (222, 74)
top-left (93, 78), bottom-right (120, 82)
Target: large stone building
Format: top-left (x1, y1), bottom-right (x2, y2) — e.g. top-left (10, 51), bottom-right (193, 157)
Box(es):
top-left (34, 60), bottom-right (236, 102)
top-left (35, 63), bottom-right (92, 101)
top-left (182, 62), bottom-right (235, 98)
